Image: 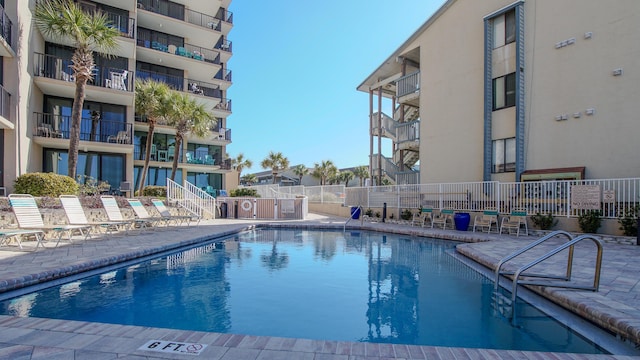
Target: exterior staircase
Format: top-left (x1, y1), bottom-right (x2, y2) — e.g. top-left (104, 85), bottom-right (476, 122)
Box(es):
top-left (166, 178), bottom-right (217, 219)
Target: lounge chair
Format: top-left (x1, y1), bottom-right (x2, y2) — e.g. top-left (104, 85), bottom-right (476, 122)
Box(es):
top-left (500, 209), bottom-right (529, 236)
top-left (100, 195), bottom-right (151, 231)
top-left (126, 198), bottom-right (173, 227)
top-left (151, 199), bottom-right (195, 226)
top-left (0, 228), bottom-right (46, 251)
top-left (60, 195), bottom-right (129, 235)
top-left (412, 207), bottom-right (433, 227)
top-left (432, 208), bottom-right (455, 229)
top-left (8, 194), bottom-right (91, 247)
top-left (473, 208), bottom-right (499, 233)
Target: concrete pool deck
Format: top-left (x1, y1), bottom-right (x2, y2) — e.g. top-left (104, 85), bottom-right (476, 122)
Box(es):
top-left (0, 213), bottom-right (638, 359)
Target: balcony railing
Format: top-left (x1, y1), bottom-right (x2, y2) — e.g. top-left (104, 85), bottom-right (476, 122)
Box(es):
top-left (213, 68), bottom-right (232, 83)
top-left (33, 53), bottom-right (134, 92)
top-left (214, 38), bottom-right (232, 53)
top-left (135, 70), bottom-right (223, 99)
top-left (0, 5), bottom-right (14, 50)
top-left (213, 99), bottom-right (232, 112)
top-left (136, 37), bottom-right (221, 64)
top-left (105, 12), bottom-right (135, 38)
top-left (33, 112), bottom-right (132, 145)
top-left (137, 0), bottom-right (233, 26)
top-left (0, 84), bottom-right (10, 120)
top-left (396, 71), bottom-right (420, 98)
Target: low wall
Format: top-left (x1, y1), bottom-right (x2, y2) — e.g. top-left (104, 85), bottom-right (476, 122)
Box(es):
top-left (307, 203), bottom-right (631, 237)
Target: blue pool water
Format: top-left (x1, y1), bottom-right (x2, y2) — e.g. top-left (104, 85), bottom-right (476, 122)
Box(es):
top-left (0, 229), bottom-right (605, 353)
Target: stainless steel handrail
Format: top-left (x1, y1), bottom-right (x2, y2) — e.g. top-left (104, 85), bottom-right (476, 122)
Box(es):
top-left (494, 230), bottom-right (574, 293)
top-left (511, 234), bottom-right (603, 303)
top-left (344, 205), bottom-right (363, 231)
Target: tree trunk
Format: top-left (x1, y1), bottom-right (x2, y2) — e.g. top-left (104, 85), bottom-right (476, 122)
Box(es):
top-left (170, 134), bottom-right (183, 181)
top-left (138, 120), bottom-right (156, 194)
top-left (68, 80), bottom-right (87, 180)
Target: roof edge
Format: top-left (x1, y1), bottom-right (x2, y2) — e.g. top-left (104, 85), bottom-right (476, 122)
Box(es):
top-left (356, 0), bottom-right (458, 92)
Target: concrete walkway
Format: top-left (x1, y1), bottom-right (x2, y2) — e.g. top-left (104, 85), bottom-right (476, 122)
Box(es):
top-left (0, 214), bottom-right (638, 359)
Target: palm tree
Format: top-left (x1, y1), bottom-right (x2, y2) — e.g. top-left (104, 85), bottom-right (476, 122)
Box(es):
top-left (353, 165), bottom-right (369, 186)
top-left (164, 92), bottom-right (215, 180)
top-left (260, 151), bottom-right (290, 184)
top-left (339, 170), bottom-right (355, 187)
top-left (134, 79), bottom-right (171, 194)
top-left (232, 153), bottom-right (253, 185)
top-left (291, 164), bottom-right (308, 185)
top-left (34, 0), bottom-right (119, 179)
top-left (241, 173), bottom-right (258, 186)
top-left (312, 160), bottom-right (337, 185)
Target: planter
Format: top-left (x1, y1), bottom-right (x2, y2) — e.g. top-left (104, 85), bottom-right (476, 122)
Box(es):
top-left (454, 212), bottom-right (471, 231)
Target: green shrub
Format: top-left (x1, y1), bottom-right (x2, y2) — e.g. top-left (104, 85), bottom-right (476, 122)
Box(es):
top-left (577, 210), bottom-right (602, 234)
top-left (230, 188), bottom-right (259, 197)
top-left (400, 209), bottom-right (412, 221)
top-left (14, 172), bottom-right (78, 197)
top-left (618, 204), bottom-right (639, 237)
top-left (531, 212), bottom-right (558, 230)
top-left (142, 186), bottom-right (166, 197)
top-left (365, 208), bottom-right (373, 217)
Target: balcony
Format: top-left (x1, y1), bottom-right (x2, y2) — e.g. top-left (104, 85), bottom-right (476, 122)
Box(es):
top-left (33, 53), bottom-right (134, 106)
top-left (133, 146), bottom-right (228, 170)
top-left (105, 11), bottom-right (135, 39)
top-left (0, 85), bottom-right (11, 129)
top-left (136, 37), bottom-right (221, 65)
top-left (396, 71), bottom-right (420, 106)
top-left (0, 5), bottom-right (15, 57)
top-left (137, 0), bottom-right (233, 25)
top-left (32, 112), bottom-right (133, 152)
top-left (135, 116), bottom-right (231, 143)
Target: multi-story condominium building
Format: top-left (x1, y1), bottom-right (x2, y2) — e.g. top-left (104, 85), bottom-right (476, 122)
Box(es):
top-left (358, 0), bottom-right (639, 185)
top-left (0, 0), bottom-right (233, 195)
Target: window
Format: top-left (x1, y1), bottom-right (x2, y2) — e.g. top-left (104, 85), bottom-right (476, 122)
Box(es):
top-left (492, 72), bottom-right (516, 110)
top-left (493, 9), bottom-right (516, 48)
top-left (492, 138), bottom-right (516, 173)
top-left (44, 149), bottom-right (125, 189)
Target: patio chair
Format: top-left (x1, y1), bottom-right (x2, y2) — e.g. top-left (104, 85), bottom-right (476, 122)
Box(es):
top-left (126, 198), bottom-right (173, 227)
top-left (60, 195), bottom-right (129, 235)
top-left (8, 194), bottom-right (91, 248)
top-left (473, 208), bottom-right (499, 233)
top-left (100, 195), bottom-right (151, 232)
top-left (412, 207), bottom-right (433, 227)
top-left (0, 229), bottom-right (46, 251)
top-left (151, 199), bottom-right (196, 226)
top-left (500, 209), bottom-right (529, 236)
top-left (431, 208), bottom-right (455, 229)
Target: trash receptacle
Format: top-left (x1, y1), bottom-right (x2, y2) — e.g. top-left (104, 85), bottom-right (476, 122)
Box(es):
top-left (220, 202), bottom-right (228, 218)
top-left (350, 207), bottom-right (361, 220)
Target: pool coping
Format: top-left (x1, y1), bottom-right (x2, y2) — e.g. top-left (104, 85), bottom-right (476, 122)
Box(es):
top-left (0, 219), bottom-right (638, 358)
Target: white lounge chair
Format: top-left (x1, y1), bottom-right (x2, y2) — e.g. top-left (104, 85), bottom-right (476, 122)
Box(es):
top-left (0, 228), bottom-right (46, 251)
top-left (100, 195), bottom-right (151, 232)
top-left (151, 199), bottom-right (196, 226)
top-left (9, 194), bottom-right (91, 247)
top-left (60, 195), bottom-right (129, 235)
top-left (127, 198), bottom-right (172, 227)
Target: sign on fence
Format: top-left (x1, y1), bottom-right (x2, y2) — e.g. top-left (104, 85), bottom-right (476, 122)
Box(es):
top-left (571, 185), bottom-right (601, 210)
top-left (603, 190), bottom-right (615, 203)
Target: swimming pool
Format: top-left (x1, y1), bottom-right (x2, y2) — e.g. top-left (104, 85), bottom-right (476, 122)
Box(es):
top-left (0, 229), bottom-right (609, 353)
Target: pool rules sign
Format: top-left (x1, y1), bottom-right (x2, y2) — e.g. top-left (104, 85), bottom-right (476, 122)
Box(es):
top-left (570, 185), bottom-right (601, 210)
top-left (139, 340), bottom-right (207, 356)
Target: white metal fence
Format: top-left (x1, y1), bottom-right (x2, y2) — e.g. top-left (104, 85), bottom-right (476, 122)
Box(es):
top-left (248, 178), bottom-right (640, 219)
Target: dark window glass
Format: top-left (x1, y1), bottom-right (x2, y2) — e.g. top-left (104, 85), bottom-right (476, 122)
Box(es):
top-left (505, 10), bottom-right (516, 44)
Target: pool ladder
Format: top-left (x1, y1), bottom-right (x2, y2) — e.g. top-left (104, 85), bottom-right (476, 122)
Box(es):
top-left (493, 230), bottom-right (603, 321)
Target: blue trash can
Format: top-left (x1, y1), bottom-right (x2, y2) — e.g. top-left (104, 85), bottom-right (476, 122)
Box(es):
top-left (350, 207), bottom-right (361, 220)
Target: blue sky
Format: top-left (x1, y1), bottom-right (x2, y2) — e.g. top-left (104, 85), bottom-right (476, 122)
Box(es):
top-left (226, 1), bottom-right (446, 171)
